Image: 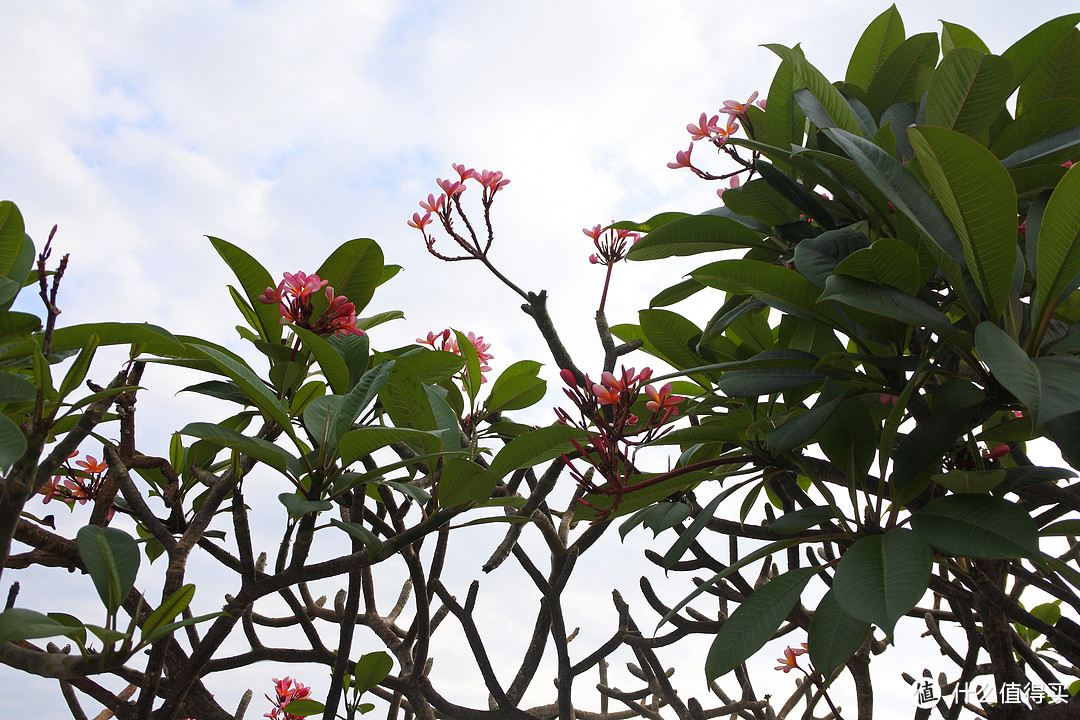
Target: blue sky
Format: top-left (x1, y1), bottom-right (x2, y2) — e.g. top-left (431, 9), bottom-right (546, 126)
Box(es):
top-left (3, 1), bottom-right (1078, 717)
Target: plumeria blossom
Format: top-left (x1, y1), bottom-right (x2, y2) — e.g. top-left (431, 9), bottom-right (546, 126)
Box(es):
top-left (264, 677), bottom-right (311, 720)
top-left (712, 117), bottom-right (739, 145)
top-left (408, 212), bottom-right (433, 232)
top-left (555, 366), bottom-right (688, 519)
top-left (419, 328), bottom-right (494, 383)
top-left (258, 272), bottom-right (364, 337)
top-left (667, 143), bottom-right (694, 170)
top-left (687, 112), bottom-right (721, 141)
top-left (37, 452), bottom-right (114, 520)
top-left (436, 177), bottom-right (466, 197)
top-left (419, 193), bottom-right (446, 214)
top-left (452, 162), bottom-right (477, 182)
top-left (720, 91), bottom-right (759, 118)
top-left (775, 644), bottom-right (809, 673)
top-left (583, 224), bottom-right (640, 266)
top-left (410, 164), bottom-right (511, 262)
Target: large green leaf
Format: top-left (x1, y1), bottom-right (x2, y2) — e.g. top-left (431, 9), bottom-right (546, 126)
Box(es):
top-left (908, 127), bottom-right (1017, 322)
top-left (626, 214), bottom-right (767, 260)
top-left (180, 422), bottom-right (297, 476)
top-left (639, 309), bottom-right (706, 374)
top-left (845, 5), bottom-right (905, 90)
top-left (911, 495), bottom-right (1040, 558)
top-left (438, 458), bottom-right (493, 506)
top-left (208, 237), bottom-right (281, 344)
top-left (485, 360), bottom-right (545, 413)
top-left (833, 528), bottom-right (932, 638)
top-left (1017, 28), bottom-right (1080, 114)
top-left (821, 274), bottom-right (956, 337)
top-left (338, 427), bottom-right (440, 466)
top-left (705, 567), bottom-right (817, 682)
top-left (763, 56), bottom-right (804, 152)
top-left (1002, 14), bottom-right (1080, 97)
top-left (792, 226), bottom-right (870, 288)
top-left (692, 259), bottom-right (847, 329)
top-left (0, 608), bottom-right (85, 645)
top-left (926, 49), bottom-right (1013, 140)
top-left (765, 44), bottom-right (863, 136)
top-left (717, 349), bottom-right (837, 397)
top-left (0, 202), bottom-right (25, 278)
top-left (808, 589), bottom-right (871, 679)
top-left (187, 341), bottom-right (293, 433)
top-left (993, 99), bottom-right (1080, 162)
top-left (864, 33), bottom-right (940, 118)
top-left (352, 651), bottom-right (393, 694)
top-left (77, 526), bottom-right (140, 615)
top-left (379, 362), bottom-right (440, 454)
top-left (1034, 163), bottom-right (1080, 318)
top-left (0, 414), bottom-right (26, 471)
top-left (292, 326), bottom-right (350, 395)
top-left (719, 179), bottom-right (801, 226)
top-left (940, 21), bottom-right (990, 55)
top-left (833, 237), bottom-right (921, 295)
top-left (485, 424), bottom-right (585, 483)
top-left (314, 238), bottom-right (384, 316)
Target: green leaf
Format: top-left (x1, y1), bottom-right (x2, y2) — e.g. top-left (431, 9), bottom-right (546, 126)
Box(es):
top-left (357, 310), bottom-right (404, 331)
top-left (765, 45), bottom-right (863, 136)
top-left (864, 33), bottom-right (940, 118)
top-left (705, 567), bottom-right (817, 682)
top-left (911, 494), bottom-right (1040, 558)
top-left (626, 213), bottom-right (767, 260)
top-left (452, 330), bottom-right (483, 401)
top-left (832, 528), bottom-right (932, 638)
top-left (314, 238), bottom-right (384, 316)
top-left (770, 505), bottom-right (843, 535)
top-left (57, 334), bottom-right (101, 402)
top-left (278, 493), bottom-right (332, 518)
top-left (1017, 28), bottom-right (1080, 114)
top-left (1002, 15), bottom-right (1080, 98)
top-left (424, 384), bottom-right (461, 452)
top-left (485, 360), bottom-right (545, 413)
top-left (180, 422), bottom-right (296, 476)
top-left (378, 362), bottom-right (440, 454)
top-left (792, 227), bottom-right (871, 288)
top-left (338, 427), bottom-right (439, 466)
top-left (808, 590), bottom-right (871, 679)
top-left (941, 21), bottom-right (990, 55)
top-left (353, 651), bottom-right (393, 694)
top-left (330, 519), bottom-right (383, 555)
top-left (925, 49), bottom-right (1013, 138)
top-left (207, 237), bottom-right (281, 343)
top-left (77, 526), bottom-right (140, 615)
top-left (187, 341), bottom-right (293, 434)
top-left (662, 493), bottom-right (725, 568)
top-left (0, 202), bottom-right (26, 278)
top-left (1035, 163), bottom-right (1080, 318)
top-left (282, 698), bottom-right (325, 717)
top-left (292, 326), bottom-right (351, 395)
top-left (820, 274), bottom-right (957, 336)
top-left (0, 608), bottom-right (84, 644)
top-left (140, 584), bottom-right (195, 645)
top-left (485, 425), bottom-right (586, 483)
top-left (908, 127), bottom-right (1016, 321)
top-left (692, 259), bottom-right (847, 329)
top-left (832, 237), bottom-right (922, 295)
top-left (639, 309), bottom-right (707, 374)
top-left (717, 349), bottom-right (836, 397)
top-left (0, 371), bottom-right (38, 403)
top-left (438, 458), bottom-right (493, 506)
top-left (931, 470), bottom-right (1006, 493)
top-left (976, 322), bottom-right (1080, 427)
top-left (846, 5), bottom-right (906, 90)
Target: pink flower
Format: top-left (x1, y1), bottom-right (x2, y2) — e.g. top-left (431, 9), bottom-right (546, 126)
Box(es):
top-left (720, 91), bottom-right (759, 118)
top-left (592, 382), bottom-right (620, 406)
top-left (879, 394), bottom-right (899, 405)
top-left (281, 272), bottom-right (327, 300)
top-left (419, 193), bottom-right (446, 214)
top-left (756, 98), bottom-right (767, 110)
top-left (560, 368), bottom-right (577, 387)
top-left (417, 329), bottom-right (451, 347)
top-left (712, 118), bottom-right (739, 145)
top-left (477, 169), bottom-right (510, 193)
top-left (644, 383), bottom-right (684, 416)
top-left (584, 223), bottom-right (640, 266)
top-left (718, 175), bottom-right (740, 199)
top-left (687, 112), bottom-right (721, 141)
top-left (76, 456), bottom-right (108, 476)
top-left (775, 646), bottom-right (802, 673)
top-left (667, 143), bottom-right (694, 170)
top-left (1063, 160), bottom-right (1074, 169)
top-left (265, 677), bottom-right (311, 720)
top-left (453, 163), bottom-right (477, 182)
top-left (408, 212), bottom-right (433, 232)
top-left (436, 177), bottom-right (465, 197)
top-left (984, 444), bottom-right (1010, 459)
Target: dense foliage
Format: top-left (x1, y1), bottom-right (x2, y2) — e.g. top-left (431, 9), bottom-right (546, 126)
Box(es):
top-left (2, 6), bottom-right (1080, 719)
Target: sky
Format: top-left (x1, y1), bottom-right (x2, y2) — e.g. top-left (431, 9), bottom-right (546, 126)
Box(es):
top-left (2, 1), bottom-right (1078, 718)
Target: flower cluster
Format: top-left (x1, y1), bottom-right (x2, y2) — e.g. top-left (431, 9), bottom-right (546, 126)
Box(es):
top-left (409, 164), bottom-right (510, 258)
top-left (265, 677), bottom-right (311, 720)
top-left (258, 272), bottom-right (364, 337)
top-left (38, 452), bottom-right (113, 520)
top-left (418, 328), bottom-right (494, 384)
top-left (555, 367), bottom-right (685, 518)
top-left (668, 91), bottom-right (763, 184)
top-left (583, 224), bottom-right (641, 266)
